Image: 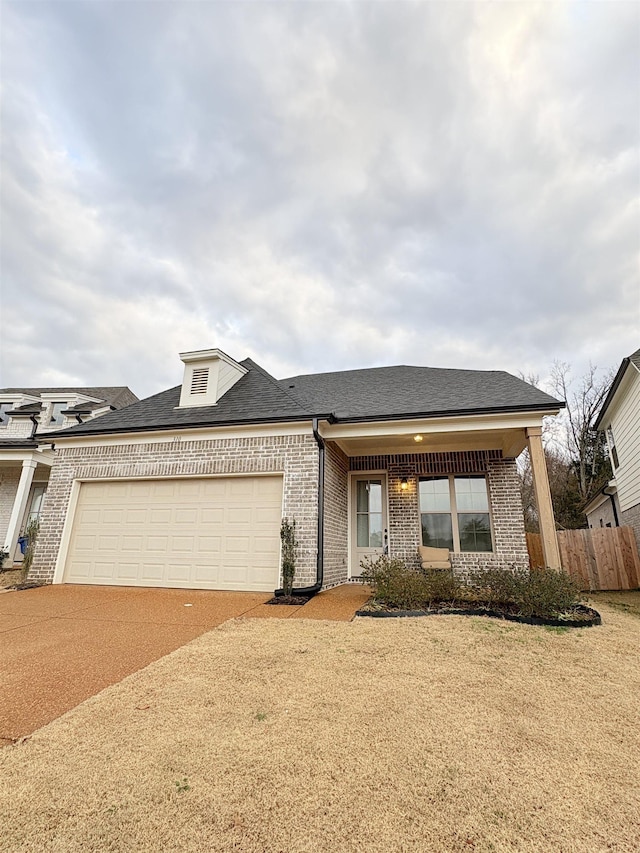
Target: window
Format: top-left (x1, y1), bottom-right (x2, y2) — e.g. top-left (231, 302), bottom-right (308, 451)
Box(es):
top-left (606, 428), bottom-right (619, 469)
top-left (356, 479), bottom-right (383, 548)
top-left (49, 402), bottom-right (69, 426)
top-left (419, 475), bottom-right (493, 552)
top-left (0, 402), bottom-right (13, 425)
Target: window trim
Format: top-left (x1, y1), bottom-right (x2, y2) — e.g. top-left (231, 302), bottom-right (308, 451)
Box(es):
top-left (419, 474), bottom-right (494, 554)
top-left (606, 427), bottom-right (619, 470)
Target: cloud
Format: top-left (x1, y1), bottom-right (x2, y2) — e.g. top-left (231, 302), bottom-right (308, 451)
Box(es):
top-left (1, 1), bottom-right (638, 398)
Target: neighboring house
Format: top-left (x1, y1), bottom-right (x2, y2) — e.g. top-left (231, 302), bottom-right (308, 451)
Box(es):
top-left (0, 387), bottom-right (138, 565)
top-left (29, 349), bottom-right (564, 592)
top-left (587, 347), bottom-right (640, 550)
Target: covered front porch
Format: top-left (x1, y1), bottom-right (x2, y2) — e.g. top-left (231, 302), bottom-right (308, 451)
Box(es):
top-left (319, 413), bottom-right (560, 587)
top-left (0, 446), bottom-right (55, 566)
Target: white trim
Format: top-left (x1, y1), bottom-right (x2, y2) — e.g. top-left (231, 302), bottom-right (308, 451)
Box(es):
top-left (52, 470), bottom-right (286, 585)
top-left (322, 411), bottom-right (555, 441)
top-left (418, 473), bottom-right (495, 555)
top-left (0, 448), bottom-right (55, 464)
top-left (347, 470), bottom-right (389, 579)
top-left (41, 421), bottom-right (314, 449)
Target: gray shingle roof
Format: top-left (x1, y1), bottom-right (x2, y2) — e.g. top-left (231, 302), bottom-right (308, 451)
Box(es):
top-left (51, 358), bottom-right (562, 439)
top-left (6, 402), bottom-right (43, 415)
top-left (282, 365), bottom-right (562, 421)
top-left (52, 360), bottom-right (313, 437)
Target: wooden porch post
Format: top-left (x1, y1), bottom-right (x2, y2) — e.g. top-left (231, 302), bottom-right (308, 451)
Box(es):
top-left (526, 427), bottom-right (561, 570)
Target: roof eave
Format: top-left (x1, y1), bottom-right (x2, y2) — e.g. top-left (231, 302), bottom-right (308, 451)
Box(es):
top-left (48, 412), bottom-right (335, 441)
top-left (330, 402), bottom-right (564, 425)
top-left (594, 357), bottom-right (630, 430)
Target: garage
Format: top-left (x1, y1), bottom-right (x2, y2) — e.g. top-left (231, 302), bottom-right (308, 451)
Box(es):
top-left (63, 475), bottom-right (283, 591)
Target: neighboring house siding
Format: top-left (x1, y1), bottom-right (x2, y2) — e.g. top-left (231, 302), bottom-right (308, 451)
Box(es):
top-left (621, 503), bottom-right (640, 554)
top-left (323, 441), bottom-right (349, 587)
top-left (586, 496), bottom-right (618, 530)
top-left (31, 434), bottom-right (320, 587)
top-left (0, 469), bottom-right (21, 541)
top-left (351, 451), bottom-right (529, 572)
top-left (3, 419), bottom-right (33, 438)
top-left (604, 368), bottom-right (640, 513)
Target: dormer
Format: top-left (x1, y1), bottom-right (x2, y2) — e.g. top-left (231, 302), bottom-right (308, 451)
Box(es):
top-left (178, 349), bottom-right (248, 408)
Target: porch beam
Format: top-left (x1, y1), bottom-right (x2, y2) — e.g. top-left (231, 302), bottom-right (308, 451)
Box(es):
top-left (526, 427), bottom-right (561, 570)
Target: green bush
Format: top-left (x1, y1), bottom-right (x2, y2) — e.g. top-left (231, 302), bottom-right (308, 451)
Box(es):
top-left (515, 567), bottom-right (581, 618)
top-left (360, 555), bottom-right (462, 609)
top-left (467, 565), bottom-right (581, 618)
top-left (280, 517), bottom-right (298, 596)
top-left (361, 556), bottom-right (582, 618)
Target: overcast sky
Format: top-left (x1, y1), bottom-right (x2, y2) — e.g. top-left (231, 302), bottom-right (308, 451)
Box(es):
top-left (1, 1), bottom-right (638, 400)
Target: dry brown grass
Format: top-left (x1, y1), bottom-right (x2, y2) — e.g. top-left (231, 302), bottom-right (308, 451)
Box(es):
top-left (1, 603), bottom-right (639, 853)
top-left (0, 569), bottom-right (22, 589)
top-left (586, 589), bottom-right (640, 619)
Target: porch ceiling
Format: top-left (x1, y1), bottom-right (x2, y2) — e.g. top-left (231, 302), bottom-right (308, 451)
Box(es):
top-left (331, 427), bottom-right (527, 459)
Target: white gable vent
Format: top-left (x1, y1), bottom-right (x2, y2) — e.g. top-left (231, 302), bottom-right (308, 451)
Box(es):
top-left (190, 367), bottom-right (209, 395)
top-left (178, 349), bottom-right (248, 408)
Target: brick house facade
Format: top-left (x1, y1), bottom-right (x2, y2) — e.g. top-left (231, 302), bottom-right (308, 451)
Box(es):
top-left (29, 348), bottom-right (562, 591)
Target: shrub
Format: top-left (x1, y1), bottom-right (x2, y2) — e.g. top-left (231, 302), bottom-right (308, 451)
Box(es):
top-left (467, 565), bottom-right (581, 618)
top-left (361, 555), bottom-right (462, 609)
top-left (516, 567), bottom-right (581, 618)
top-left (280, 517), bottom-right (298, 597)
top-left (21, 519), bottom-right (40, 583)
top-left (362, 556), bottom-right (582, 618)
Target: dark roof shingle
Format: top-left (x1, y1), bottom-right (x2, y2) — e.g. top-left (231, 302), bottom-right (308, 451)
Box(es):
top-left (51, 358), bottom-right (563, 438)
top-left (282, 365), bottom-right (562, 421)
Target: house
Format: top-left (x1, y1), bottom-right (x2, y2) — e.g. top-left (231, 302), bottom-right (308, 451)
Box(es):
top-left (1, 386), bottom-right (138, 565)
top-left (28, 349), bottom-right (564, 592)
top-left (586, 347), bottom-right (640, 550)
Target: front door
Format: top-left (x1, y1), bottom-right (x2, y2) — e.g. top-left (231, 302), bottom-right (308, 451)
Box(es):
top-left (350, 474), bottom-right (388, 577)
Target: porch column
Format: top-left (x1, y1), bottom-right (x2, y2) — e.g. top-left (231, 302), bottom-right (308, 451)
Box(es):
top-left (3, 458), bottom-right (37, 560)
top-left (526, 427), bottom-right (561, 570)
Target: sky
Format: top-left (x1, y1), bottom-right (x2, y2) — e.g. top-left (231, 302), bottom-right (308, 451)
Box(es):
top-left (1, 0), bottom-right (639, 400)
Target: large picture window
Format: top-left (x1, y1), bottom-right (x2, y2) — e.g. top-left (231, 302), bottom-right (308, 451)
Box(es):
top-left (419, 475), bottom-right (493, 553)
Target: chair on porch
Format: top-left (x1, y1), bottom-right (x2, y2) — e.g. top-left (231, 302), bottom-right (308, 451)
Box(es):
top-left (418, 545), bottom-right (452, 570)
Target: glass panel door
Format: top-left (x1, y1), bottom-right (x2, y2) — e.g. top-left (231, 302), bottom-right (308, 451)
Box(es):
top-left (351, 475), bottom-right (387, 576)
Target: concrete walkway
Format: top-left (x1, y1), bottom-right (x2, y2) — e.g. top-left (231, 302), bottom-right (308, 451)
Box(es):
top-left (0, 583), bottom-right (371, 742)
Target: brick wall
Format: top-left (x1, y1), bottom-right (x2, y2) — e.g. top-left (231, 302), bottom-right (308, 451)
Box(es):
top-left (621, 502), bottom-right (640, 555)
top-left (350, 451), bottom-right (529, 573)
top-left (31, 434), bottom-right (320, 586)
top-left (323, 441), bottom-right (349, 587)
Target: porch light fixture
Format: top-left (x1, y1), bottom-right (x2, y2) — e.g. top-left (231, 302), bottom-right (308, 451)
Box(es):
top-left (413, 434), bottom-right (423, 442)
top-left (400, 477), bottom-right (409, 490)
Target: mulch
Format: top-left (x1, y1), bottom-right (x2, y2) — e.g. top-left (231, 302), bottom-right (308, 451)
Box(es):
top-left (356, 602), bottom-right (601, 628)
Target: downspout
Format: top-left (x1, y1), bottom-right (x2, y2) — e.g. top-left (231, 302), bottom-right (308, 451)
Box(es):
top-left (29, 415), bottom-right (39, 439)
top-left (274, 417), bottom-right (325, 598)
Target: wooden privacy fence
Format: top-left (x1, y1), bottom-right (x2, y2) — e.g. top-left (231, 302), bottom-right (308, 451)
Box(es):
top-left (526, 527), bottom-right (640, 591)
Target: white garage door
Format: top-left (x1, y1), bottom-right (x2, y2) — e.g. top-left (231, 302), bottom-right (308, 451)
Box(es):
top-left (63, 476), bottom-right (283, 591)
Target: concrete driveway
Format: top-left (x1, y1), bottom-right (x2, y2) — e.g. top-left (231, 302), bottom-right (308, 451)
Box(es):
top-left (0, 583), bottom-right (370, 743)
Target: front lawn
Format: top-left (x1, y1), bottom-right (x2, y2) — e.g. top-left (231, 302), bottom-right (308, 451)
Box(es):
top-left (1, 605), bottom-right (639, 852)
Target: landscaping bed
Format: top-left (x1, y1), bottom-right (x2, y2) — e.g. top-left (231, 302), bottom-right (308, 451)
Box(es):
top-left (359, 556), bottom-right (601, 628)
top-left (357, 601), bottom-right (601, 627)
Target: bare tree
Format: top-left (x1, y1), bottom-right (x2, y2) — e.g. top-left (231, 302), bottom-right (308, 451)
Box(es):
top-left (548, 362), bottom-right (614, 505)
top-left (517, 362), bottom-right (614, 531)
